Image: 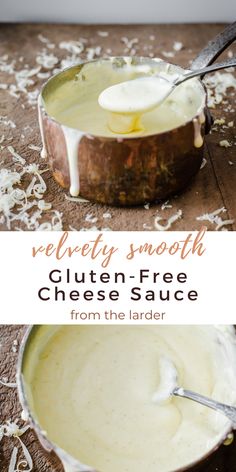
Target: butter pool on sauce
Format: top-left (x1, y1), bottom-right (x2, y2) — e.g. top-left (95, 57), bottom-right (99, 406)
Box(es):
top-left (26, 325), bottom-right (236, 472)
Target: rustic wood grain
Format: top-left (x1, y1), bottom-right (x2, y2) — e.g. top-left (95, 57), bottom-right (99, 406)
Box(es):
top-left (0, 325), bottom-right (63, 471)
top-left (0, 23), bottom-right (235, 231)
top-left (1, 324), bottom-right (236, 471)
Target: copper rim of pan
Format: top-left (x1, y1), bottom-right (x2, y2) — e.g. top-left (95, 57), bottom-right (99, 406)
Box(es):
top-left (17, 325), bottom-right (233, 472)
top-left (39, 56), bottom-right (209, 140)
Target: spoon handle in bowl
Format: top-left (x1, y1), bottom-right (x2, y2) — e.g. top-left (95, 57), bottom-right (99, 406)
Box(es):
top-left (191, 22), bottom-right (236, 71)
top-left (175, 57), bottom-right (236, 85)
top-left (174, 388), bottom-right (236, 426)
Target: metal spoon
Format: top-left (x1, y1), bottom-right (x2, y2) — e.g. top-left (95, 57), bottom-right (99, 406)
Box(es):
top-left (98, 56), bottom-right (236, 115)
top-left (174, 387), bottom-right (236, 426)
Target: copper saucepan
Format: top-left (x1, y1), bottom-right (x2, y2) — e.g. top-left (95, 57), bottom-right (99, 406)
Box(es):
top-left (17, 325), bottom-right (234, 472)
top-left (38, 23), bottom-right (236, 206)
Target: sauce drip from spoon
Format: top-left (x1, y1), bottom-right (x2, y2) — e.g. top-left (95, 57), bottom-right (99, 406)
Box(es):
top-left (98, 76), bottom-right (175, 134)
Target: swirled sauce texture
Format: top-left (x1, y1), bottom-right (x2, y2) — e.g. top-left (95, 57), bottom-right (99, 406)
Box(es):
top-left (28, 326), bottom-right (236, 472)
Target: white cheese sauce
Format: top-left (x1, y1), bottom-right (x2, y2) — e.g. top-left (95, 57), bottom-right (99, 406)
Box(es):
top-left (40, 60), bottom-right (206, 194)
top-left (43, 59), bottom-right (205, 141)
top-left (61, 125), bottom-right (84, 197)
top-left (38, 94), bottom-right (47, 159)
top-left (26, 325), bottom-right (236, 472)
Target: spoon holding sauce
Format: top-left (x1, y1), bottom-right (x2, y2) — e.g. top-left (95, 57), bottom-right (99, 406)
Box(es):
top-left (174, 386), bottom-right (236, 427)
top-left (153, 357), bottom-right (236, 427)
top-left (98, 56), bottom-right (236, 134)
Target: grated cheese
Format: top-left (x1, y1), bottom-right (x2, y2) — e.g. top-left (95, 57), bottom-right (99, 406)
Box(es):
top-left (86, 46), bottom-right (102, 61)
top-left (214, 118), bottom-right (225, 125)
top-left (8, 446), bottom-right (18, 472)
top-left (161, 200), bottom-right (173, 210)
top-left (219, 140), bottom-right (232, 148)
top-left (215, 219), bottom-right (235, 231)
top-left (38, 34), bottom-right (50, 44)
top-left (21, 410), bottom-right (29, 422)
top-left (0, 116), bottom-right (16, 128)
top-left (85, 213), bottom-right (98, 224)
top-left (173, 41), bottom-right (183, 51)
top-left (65, 194), bottom-right (89, 203)
top-left (16, 436), bottom-right (33, 471)
top-left (154, 209), bottom-right (182, 231)
top-left (200, 158), bottom-right (207, 169)
top-left (196, 207), bottom-right (234, 230)
top-left (4, 421), bottom-right (29, 438)
top-left (59, 41), bottom-right (84, 55)
top-left (36, 50), bottom-right (58, 69)
top-left (28, 144), bottom-right (41, 152)
top-left (121, 37), bottom-right (139, 50)
top-left (204, 72), bottom-right (236, 108)
top-left (97, 31), bottom-right (109, 37)
top-left (0, 378), bottom-right (17, 388)
top-left (7, 146), bottom-right (26, 165)
top-left (80, 225), bottom-right (98, 231)
top-left (37, 71), bottom-right (51, 79)
top-left (162, 51), bottom-right (175, 58)
top-left (6, 430), bottom-right (33, 472)
top-left (143, 223), bottom-right (152, 230)
top-left (103, 212), bottom-right (112, 219)
top-left (0, 153), bottom-right (64, 230)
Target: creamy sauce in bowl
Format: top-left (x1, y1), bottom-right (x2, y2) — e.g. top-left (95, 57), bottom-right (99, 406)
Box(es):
top-left (22, 325), bottom-right (236, 472)
top-left (98, 76), bottom-right (176, 134)
top-left (42, 58), bottom-right (205, 139)
top-left (40, 58), bottom-right (206, 197)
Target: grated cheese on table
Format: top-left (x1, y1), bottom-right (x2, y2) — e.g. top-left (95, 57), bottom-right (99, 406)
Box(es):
top-left (161, 200), bottom-right (173, 210)
top-left (214, 118), bottom-right (225, 126)
top-left (0, 30), bottom-right (235, 232)
top-left (103, 212), bottom-right (112, 219)
top-left (65, 194), bottom-right (89, 203)
top-left (0, 155), bottom-right (63, 230)
top-left (85, 213), bottom-right (98, 224)
top-left (28, 144), bottom-right (41, 152)
top-left (161, 51), bottom-right (175, 58)
top-left (7, 146), bottom-right (26, 165)
top-left (196, 207), bottom-right (234, 231)
top-left (59, 40), bottom-right (84, 55)
top-left (200, 158), bottom-right (207, 169)
top-left (173, 41), bottom-right (183, 51)
top-left (5, 427), bottom-right (33, 472)
top-left (0, 116), bottom-right (16, 128)
top-left (154, 209), bottom-right (182, 231)
top-left (36, 51), bottom-right (58, 69)
top-left (97, 31), bottom-right (109, 37)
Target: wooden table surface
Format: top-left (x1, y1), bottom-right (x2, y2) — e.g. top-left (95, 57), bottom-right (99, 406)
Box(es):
top-left (0, 23), bottom-right (235, 231)
top-left (0, 325), bottom-right (236, 471)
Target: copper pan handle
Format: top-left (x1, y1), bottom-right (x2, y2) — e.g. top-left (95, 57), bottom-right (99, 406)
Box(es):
top-left (191, 22), bottom-right (236, 73)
